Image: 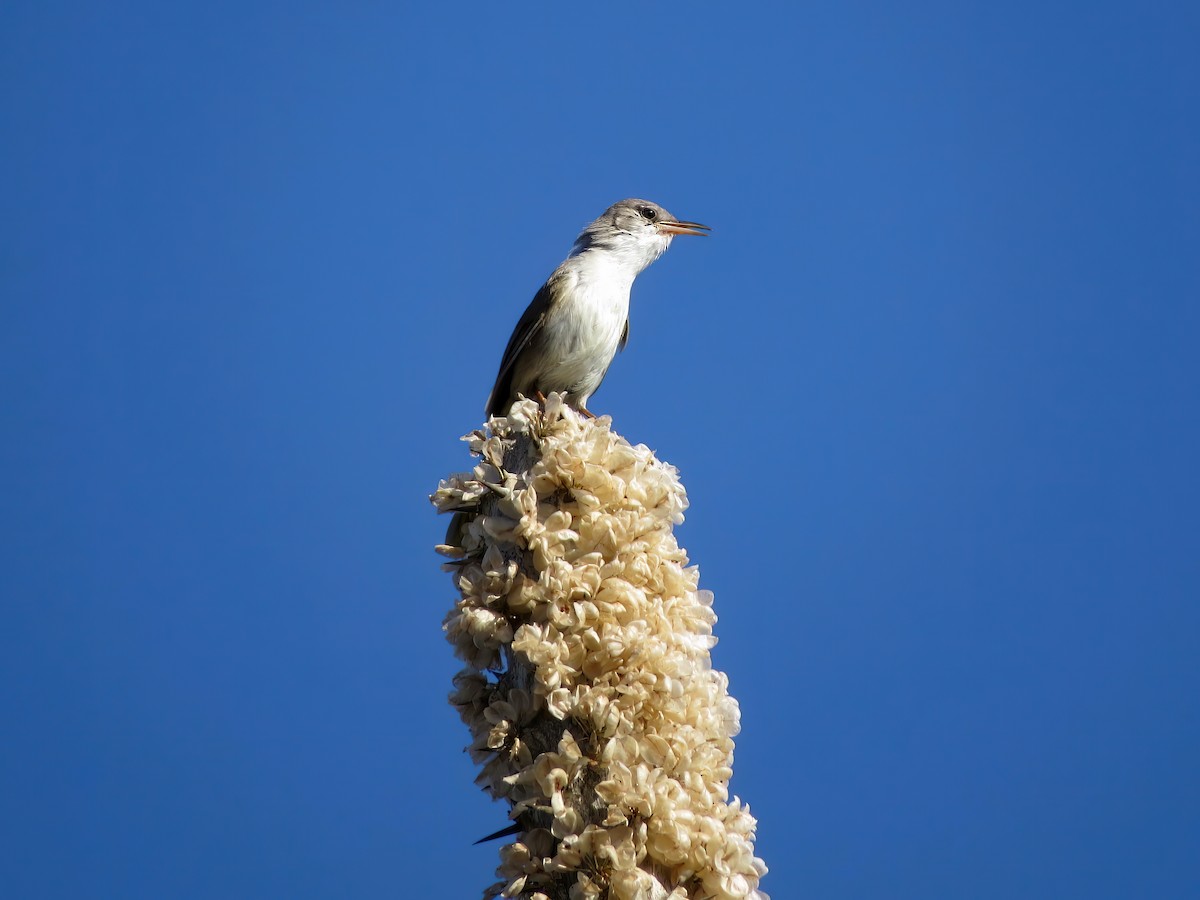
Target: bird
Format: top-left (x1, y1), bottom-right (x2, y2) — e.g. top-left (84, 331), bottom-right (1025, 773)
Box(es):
top-left (485, 198), bottom-right (709, 419)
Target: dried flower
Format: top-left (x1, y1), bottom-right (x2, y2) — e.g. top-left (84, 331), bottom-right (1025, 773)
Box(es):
top-left (436, 398), bottom-right (767, 899)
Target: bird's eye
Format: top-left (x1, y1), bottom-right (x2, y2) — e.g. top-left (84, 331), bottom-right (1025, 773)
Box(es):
top-left (640, 206), bottom-right (657, 221)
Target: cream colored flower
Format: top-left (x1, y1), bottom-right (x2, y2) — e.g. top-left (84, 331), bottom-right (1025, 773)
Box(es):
top-left (435, 397), bottom-right (766, 899)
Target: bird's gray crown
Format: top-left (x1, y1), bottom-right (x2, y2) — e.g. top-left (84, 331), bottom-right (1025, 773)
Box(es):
top-left (568, 198), bottom-right (680, 270)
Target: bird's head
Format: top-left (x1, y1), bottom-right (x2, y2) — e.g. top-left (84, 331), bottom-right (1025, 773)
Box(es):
top-left (571, 198), bottom-right (709, 271)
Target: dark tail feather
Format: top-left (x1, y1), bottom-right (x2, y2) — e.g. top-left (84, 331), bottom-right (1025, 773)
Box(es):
top-left (485, 375), bottom-right (512, 419)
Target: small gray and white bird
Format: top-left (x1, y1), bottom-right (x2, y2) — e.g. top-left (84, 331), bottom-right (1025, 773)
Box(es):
top-left (485, 198), bottom-right (709, 418)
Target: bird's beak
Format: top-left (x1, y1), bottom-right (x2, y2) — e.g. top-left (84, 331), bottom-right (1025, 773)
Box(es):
top-left (658, 219), bottom-right (711, 237)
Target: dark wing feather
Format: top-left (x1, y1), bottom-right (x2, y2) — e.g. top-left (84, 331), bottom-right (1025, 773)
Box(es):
top-left (618, 317), bottom-right (629, 352)
top-left (485, 275), bottom-right (560, 417)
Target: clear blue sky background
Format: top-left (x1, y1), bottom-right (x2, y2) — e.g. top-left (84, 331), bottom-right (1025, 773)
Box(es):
top-left (3, 2), bottom-right (1197, 898)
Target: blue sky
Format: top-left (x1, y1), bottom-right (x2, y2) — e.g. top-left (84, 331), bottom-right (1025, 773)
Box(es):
top-left (2, 2), bottom-right (1198, 897)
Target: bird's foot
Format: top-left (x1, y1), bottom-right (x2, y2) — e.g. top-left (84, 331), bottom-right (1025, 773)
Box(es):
top-left (578, 406), bottom-right (596, 419)
top-left (535, 390), bottom-right (548, 405)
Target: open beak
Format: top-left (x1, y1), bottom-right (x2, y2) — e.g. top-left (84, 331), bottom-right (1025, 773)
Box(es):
top-left (658, 219), bottom-right (711, 237)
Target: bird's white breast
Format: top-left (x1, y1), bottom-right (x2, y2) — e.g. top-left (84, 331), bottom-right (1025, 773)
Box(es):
top-left (538, 253), bottom-right (634, 399)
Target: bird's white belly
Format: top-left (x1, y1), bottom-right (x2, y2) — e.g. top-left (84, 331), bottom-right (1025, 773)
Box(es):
top-left (536, 280), bottom-right (629, 401)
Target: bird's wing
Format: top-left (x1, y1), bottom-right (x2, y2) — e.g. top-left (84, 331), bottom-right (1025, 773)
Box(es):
top-left (618, 317), bottom-right (629, 352)
top-left (485, 273), bottom-right (561, 418)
